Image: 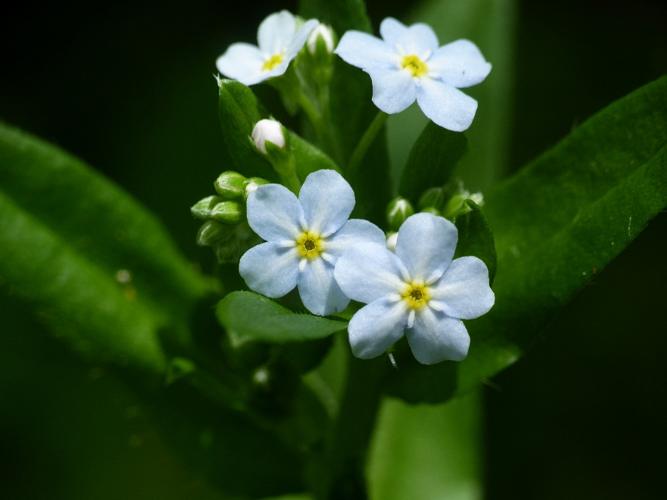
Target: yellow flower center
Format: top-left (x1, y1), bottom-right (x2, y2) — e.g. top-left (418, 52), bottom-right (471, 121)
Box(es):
top-left (262, 53), bottom-right (284, 72)
top-left (401, 54), bottom-right (428, 78)
top-left (296, 231), bottom-right (324, 260)
top-left (401, 281), bottom-right (431, 310)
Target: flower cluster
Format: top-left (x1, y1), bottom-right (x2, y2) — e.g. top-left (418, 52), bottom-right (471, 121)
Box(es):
top-left (207, 10), bottom-right (495, 365)
top-left (239, 170), bottom-right (494, 364)
top-left (216, 11), bottom-right (490, 132)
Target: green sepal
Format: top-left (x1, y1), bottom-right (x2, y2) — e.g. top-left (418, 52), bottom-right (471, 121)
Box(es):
top-left (210, 200), bottom-right (243, 224)
top-left (191, 194), bottom-right (222, 220)
top-left (214, 171), bottom-right (247, 199)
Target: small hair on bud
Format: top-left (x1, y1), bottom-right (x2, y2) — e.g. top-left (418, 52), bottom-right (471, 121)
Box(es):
top-left (251, 119), bottom-right (285, 154)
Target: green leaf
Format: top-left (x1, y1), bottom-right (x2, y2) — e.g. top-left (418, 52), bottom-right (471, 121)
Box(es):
top-left (399, 123), bottom-right (468, 201)
top-left (217, 79), bottom-right (275, 180)
top-left (454, 200), bottom-right (497, 283)
top-left (217, 291), bottom-right (347, 346)
top-left (289, 131), bottom-right (340, 181)
top-left (0, 122), bottom-right (211, 371)
top-left (387, 76), bottom-right (667, 403)
top-left (299, 0), bottom-right (371, 32)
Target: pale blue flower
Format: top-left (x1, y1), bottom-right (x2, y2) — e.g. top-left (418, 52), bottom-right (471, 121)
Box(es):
top-left (335, 18), bottom-right (491, 131)
top-left (216, 11), bottom-right (318, 86)
top-left (240, 170), bottom-right (385, 316)
top-left (334, 213), bottom-right (494, 364)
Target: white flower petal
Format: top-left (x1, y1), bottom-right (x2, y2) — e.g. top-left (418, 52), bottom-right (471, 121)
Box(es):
top-left (299, 170), bottom-right (355, 236)
top-left (334, 243), bottom-right (407, 304)
top-left (348, 298), bottom-right (408, 359)
top-left (431, 256), bottom-right (494, 319)
top-left (257, 10), bottom-right (296, 54)
top-left (335, 31), bottom-right (398, 71)
top-left (326, 219), bottom-right (386, 258)
top-left (239, 242), bottom-right (299, 298)
top-left (247, 184), bottom-right (305, 242)
top-left (395, 213), bottom-right (457, 282)
top-left (381, 18), bottom-right (438, 56)
top-left (369, 67), bottom-right (417, 114)
top-left (285, 19), bottom-right (319, 60)
top-left (216, 43), bottom-right (265, 86)
top-left (416, 78), bottom-right (478, 132)
top-left (406, 308), bottom-right (469, 364)
top-left (379, 17), bottom-right (408, 44)
top-left (428, 39), bottom-right (491, 88)
top-left (298, 258), bottom-right (349, 316)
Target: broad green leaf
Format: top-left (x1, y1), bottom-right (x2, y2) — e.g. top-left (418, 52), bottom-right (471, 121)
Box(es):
top-left (454, 200), bottom-right (497, 283)
top-left (368, 392), bottom-right (482, 500)
top-left (386, 76), bottom-right (667, 403)
top-left (217, 291), bottom-right (347, 346)
top-left (218, 79), bottom-right (275, 180)
top-left (0, 123), bottom-right (211, 371)
top-left (399, 123), bottom-right (467, 201)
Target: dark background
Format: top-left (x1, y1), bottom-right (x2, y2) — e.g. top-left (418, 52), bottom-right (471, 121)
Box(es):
top-left (1, 1), bottom-right (666, 499)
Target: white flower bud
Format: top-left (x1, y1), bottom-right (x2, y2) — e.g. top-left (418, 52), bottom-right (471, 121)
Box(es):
top-left (251, 119), bottom-right (285, 154)
top-left (386, 232), bottom-right (398, 251)
top-left (307, 24), bottom-right (335, 54)
top-left (469, 192), bottom-right (485, 206)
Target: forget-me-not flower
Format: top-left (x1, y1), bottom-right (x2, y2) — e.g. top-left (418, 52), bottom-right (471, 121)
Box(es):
top-left (216, 11), bottom-right (318, 86)
top-left (335, 18), bottom-right (491, 132)
top-left (334, 213), bottom-right (494, 364)
top-left (240, 170), bottom-right (385, 316)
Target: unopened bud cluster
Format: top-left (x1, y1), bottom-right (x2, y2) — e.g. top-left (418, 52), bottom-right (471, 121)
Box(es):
top-left (191, 170), bottom-right (267, 261)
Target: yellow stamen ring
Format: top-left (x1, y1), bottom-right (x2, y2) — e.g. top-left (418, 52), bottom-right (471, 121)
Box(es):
top-left (262, 53), bottom-right (285, 72)
top-left (296, 231), bottom-right (324, 260)
top-left (401, 281), bottom-right (431, 310)
top-left (401, 54), bottom-right (428, 78)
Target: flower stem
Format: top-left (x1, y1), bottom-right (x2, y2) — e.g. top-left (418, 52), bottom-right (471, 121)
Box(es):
top-left (347, 111), bottom-right (388, 177)
top-left (315, 354), bottom-right (387, 500)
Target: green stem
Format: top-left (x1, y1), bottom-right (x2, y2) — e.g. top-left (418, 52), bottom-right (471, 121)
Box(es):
top-left (278, 165), bottom-right (301, 194)
top-left (347, 112), bottom-right (388, 177)
top-left (317, 354), bottom-right (387, 500)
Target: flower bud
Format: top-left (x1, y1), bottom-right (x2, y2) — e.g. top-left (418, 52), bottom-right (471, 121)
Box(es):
top-left (307, 24), bottom-right (335, 55)
top-left (386, 196), bottom-right (414, 231)
top-left (214, 171), bottom-right (246, 199)
top-left (244, 177), bottom-right (269, 198)
top-left (196, 220), bottom-right (227, 246)
top-left (469, 192), bottom-right (484, 206)
top-left (191, 195), bottom-right (222, 220)
top-left (210, 201), bottom-right (243, 224)
top-left (252, 119), bottom-right (285, 154)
